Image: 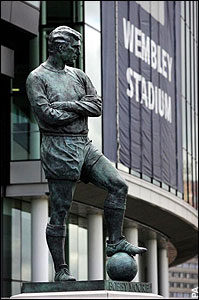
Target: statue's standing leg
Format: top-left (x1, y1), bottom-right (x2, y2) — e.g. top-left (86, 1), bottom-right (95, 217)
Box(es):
top-left (46, 179), bottom-right (76, 281)
top-left (87, 155), bottom-right (147, 257)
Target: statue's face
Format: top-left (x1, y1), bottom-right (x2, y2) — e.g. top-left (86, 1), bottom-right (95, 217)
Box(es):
top-left (59, 38), bottom-right (81, 64)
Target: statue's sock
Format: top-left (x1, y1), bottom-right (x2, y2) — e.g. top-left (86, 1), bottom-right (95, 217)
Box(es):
top-left (46, 223), bottom-right (66, 273)
top-left (104, 206), bottom-right (125, 244)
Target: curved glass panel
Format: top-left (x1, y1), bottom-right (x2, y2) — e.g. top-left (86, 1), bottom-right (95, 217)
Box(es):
top-left (85, 1), bottom-right (101, 30)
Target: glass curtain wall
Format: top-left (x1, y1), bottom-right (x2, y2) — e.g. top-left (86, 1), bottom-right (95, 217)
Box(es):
top-left (2, 25), bottom-right (41, 161)
top-left (84, 1), bottom-right (102, 151)
top-left (41, 1), bottom-right (84, 67)
top-left (2, 198), bottom-right (31, 298)
top-left (181, 1), bottom-right (198, 209)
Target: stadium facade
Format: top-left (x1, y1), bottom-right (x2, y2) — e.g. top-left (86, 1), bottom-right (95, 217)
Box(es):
top-left (1, 1), bottom-right (198, 298)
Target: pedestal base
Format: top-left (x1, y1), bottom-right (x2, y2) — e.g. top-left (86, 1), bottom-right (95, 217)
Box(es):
top-left (11, 290), bottom-right (163, 299)
top-left (10, 281), bottom-right (163, 299)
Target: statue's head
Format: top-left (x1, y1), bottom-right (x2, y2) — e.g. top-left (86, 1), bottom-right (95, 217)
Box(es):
top-left (48, 26), bottom-right (82, 64)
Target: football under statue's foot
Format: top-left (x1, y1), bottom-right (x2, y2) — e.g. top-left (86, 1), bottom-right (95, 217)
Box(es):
top-left (106, 236), bottom-right (147, 257)
top-left (54, 264), bottom-right (76, 281)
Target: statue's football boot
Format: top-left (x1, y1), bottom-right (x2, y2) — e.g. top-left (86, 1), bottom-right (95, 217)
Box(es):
top-left (106, 236), bottom-right (147, 257)
top-left (54, 264), bottom-right (76, 281)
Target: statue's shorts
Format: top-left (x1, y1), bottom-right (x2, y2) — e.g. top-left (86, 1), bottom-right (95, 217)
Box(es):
top-left (41, 135), bottom-right (103, 183)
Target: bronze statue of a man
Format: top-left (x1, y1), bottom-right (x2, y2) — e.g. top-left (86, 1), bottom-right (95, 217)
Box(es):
top-left (26, 26), bottom-right (146, 281)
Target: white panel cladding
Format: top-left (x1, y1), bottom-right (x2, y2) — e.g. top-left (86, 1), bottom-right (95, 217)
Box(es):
top-left (1, 45), bottom-right (14, 78)
top-left (11, 1), bottom-right (40, 35)
top-left (1, 1), bottom-right (12, 21)
top-left (10, 161), bottom-right (42, 184)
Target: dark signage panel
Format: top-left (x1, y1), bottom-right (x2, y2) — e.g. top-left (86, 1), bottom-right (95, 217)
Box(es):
top-left (102, 1), bottom-right (183, 192)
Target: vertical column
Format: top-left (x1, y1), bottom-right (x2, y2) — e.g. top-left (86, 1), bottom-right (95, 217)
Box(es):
top-left (29, 36), bottom-right (40, 160)
top-left (159, 247), bottom-right (169, 298)
top-left (31, 196), bottom-right (49, 282)
top-left (124, 226), bottom-right (139, 281)
top-left (29, 36), bottom-right (39, 69)
top-left (88, 214), bottom-right (104, 280)
top-left (41, 1), bottom-right (47, 62)
top-left (146, 237), bottom-right (158, 294)
top-left (138, 253), bottom-right (146, 282)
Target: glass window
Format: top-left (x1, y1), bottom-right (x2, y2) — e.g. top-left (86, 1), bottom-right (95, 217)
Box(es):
top-left (183, 149), bottom-right (188, 202)
top-left (85, 25), bottom-right (102, 151)
top-left (85, 1), bottom-right (101, 30)
top-left (185, 1), bottom-right (190, 28)
top-left (192, 109), bottom-right (196, 159)
top-left (187, 102), bottom-right (192, 154)
top-left (190, 2), bottom-right (194, 35)
top-left (162, 182), bottom-right (169, 191)
top-left (182, 97), bottom-right (187, 149)
top-left (131, 170), bottom-right (141, 178)
top-left (186, 25), bottom-right (191, 104)
top-left (46, 1), bottom-right (83, 24)
top-left (181, 1), bottom-right (185, 19)
top-left (152, 179), bottom-right (161, 187)
top-left (188, 154), bottom-right (193, 205)
top-left (181, 19), bottom-right (186, 98)
top-left (193, 159), bottom-right (197, 207)
top-left (196, 116), bottom-right (198, 162)
top-left (193, 4), bottom-right (198, 115)
top-left (11, 94), bottom-right (40, 160)
top-left (43, 1), bottom-right (84, 69)
top-left (191, 29), bottom-right (195, 111)
top-left (24, 1), bottom-right (40, 9)
top-left (177, 282), bottom-right (181, 287)
top-left (10, 31), bottom-right (40, 161)
top-left (2, 198), bottom-right (32, 298)
top-left (73, 1), bottom-right (83, 23)
top-left (47, 1), bottom-right (73, 24)
top-left (194, 38), bottom-right (198, 116)
top-left (195, 161), bottom-right (198, 208)
top-left (85, 25), bottom-right (101, 95)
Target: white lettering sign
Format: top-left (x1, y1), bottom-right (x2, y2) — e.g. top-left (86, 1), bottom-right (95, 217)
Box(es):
top-left (126, 67), bottom-right (172, 123)
top-left (123, 17), bottom-right (173, 82)
top-left (123, 17), bottom-right (173, 123)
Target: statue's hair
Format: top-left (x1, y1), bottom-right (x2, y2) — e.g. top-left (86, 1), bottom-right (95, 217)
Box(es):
top-left (48, 26), bottom-right (81, 53)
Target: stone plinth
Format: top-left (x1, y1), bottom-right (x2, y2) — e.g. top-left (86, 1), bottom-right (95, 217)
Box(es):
top-left (10, 280), bottom-right (164, 299)
top-left (11, 291), bottom-right (163, 299)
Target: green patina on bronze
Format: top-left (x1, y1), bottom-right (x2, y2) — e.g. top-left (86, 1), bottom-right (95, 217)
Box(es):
top-left (26, 25), bottom-right (147, 283)
top-left (22, 280), bottom-right (152, 294)
top-left (106, 252), bottom-right (138, 281)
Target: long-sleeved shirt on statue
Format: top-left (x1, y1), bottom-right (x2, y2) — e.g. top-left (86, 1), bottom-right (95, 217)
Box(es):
top-left (26, 62), bottom-right (102, 136)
